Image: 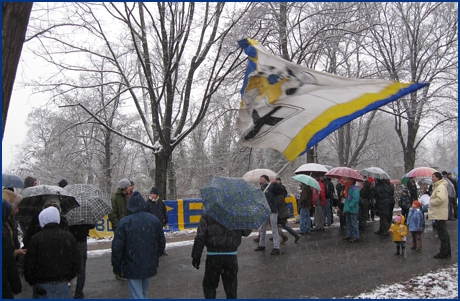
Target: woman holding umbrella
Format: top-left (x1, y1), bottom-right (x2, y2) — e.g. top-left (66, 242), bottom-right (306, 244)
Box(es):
top-left (342, 178), bottom-right (360, 242)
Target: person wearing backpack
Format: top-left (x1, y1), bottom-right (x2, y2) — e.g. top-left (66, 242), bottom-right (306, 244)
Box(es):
top-left (398, 189), bottom-right (412, 223)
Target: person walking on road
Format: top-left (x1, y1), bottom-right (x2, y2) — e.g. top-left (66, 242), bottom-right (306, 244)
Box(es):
top-left (428, 172), bottom-right (451, 259)
top-left (255, 175), bottom-right (281, 255)
top-left (146, 186), bottom-right (169, 256)
top-left (274, 178), bottom-right (300, 244)
top-left (111, 192), bottom-right (166, 299)
top-left (191, 213), bottom-right (251, 299)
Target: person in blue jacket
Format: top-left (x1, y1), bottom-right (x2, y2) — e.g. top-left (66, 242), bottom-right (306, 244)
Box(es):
top-left (111, 191), bottom-right (166, 299)
top-left (343, 178), bottom-right (360, 242)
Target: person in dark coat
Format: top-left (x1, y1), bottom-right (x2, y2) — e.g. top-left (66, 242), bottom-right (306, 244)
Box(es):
top-left (373, 179), bottom-right (391, 236)
top-left (108, 178), bottom-right (131, 230)
top-left (2, 200), bottom-right (22, 299)
top-left (24, 206), bottom-right (81, 299)
top-left (22, 196), bottom-right (69, 251)
top-left (358, 177), bottom-right (373, 230)
top-left (386, 179), bottom-right (396, 223)
top-left (255, 175), bottom-right (281, 255)
top-left (145, 186), bottom-right (168, 227)
top-left (406, 177), bottom-right (418, 202)
top-left (274, 178), bottom-right (300, 243)
top-left (111, 191), bottom-right (166, 299)
top-left (191, 214), bottom-right (252, 299)
top-left (69, 224), bottom-right (94, 299)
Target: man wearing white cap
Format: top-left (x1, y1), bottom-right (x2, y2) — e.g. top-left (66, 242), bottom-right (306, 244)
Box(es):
top-left (24, 206), bottom-right (81, 299)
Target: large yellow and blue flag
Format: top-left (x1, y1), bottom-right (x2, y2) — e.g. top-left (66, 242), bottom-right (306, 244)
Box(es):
top-left (236, 38), bottom-right (429, 161)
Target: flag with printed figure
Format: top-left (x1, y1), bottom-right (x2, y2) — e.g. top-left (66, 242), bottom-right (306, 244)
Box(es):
top-left (236, 38), bottom-right (430, 162)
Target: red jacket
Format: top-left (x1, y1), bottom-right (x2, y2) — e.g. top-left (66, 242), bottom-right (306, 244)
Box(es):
top-left (312, 181), bottom-right (326, 207)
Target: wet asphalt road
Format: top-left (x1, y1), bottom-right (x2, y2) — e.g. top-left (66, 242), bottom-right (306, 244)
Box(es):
top-left (16, 219), bottom-right (457, 299)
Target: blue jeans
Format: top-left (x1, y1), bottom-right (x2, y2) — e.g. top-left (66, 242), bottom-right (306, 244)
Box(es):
top-left (33, 282), bottom-right (71, 299)
top-left (324, 199), bottom-right (332, 226)
top-left (299, 208), bottom-right (311, 233)
top-left (345, 212), bottom-right (359, 239)
top-left (127, 278), bottom-right (151, 299)
top-left (74, 241), bottom-right (87, 298)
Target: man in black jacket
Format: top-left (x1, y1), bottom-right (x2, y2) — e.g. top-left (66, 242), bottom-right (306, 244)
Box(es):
top-left (191, 214), bottom-right (251, 299)
top-left (24, 206), bottom-right (80, 299)
top-left (255, 175), bottom-right (282, 255)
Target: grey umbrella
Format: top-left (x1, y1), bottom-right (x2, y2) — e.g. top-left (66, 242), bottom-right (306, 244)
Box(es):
top-left (63, 184), bottom-right (112, 226)
top-left (2, 173), bottom-right (24, 189)
top-left (360, 167), bottom-right (390, 180)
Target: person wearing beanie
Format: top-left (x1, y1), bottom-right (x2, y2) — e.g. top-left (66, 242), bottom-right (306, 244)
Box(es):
top-left (24, 206), bottom-right (80, 299)
top-left (58, 179), bottom-right (68, 188)
top-left (146, 186), bottom-right (168, 257)
top-left (108, 178), bottom-right (131, 231)
top-left (2, 199), bottom-right (22, 299)
top-left (111, 191), bottom-right (165, 299)
top-left (407, 201), bottom-right (424, 251)
top-left (388, 214), bottom-right (408, 256)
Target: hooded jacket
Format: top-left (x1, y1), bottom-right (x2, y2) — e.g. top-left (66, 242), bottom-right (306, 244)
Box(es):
top-left (298, 185), bottom-right (312, 209)
top-left (428, 178), bottom-right (449, 221)
top-left (407, 207), bottom-right (424, 232)
top-left (24, 207), bottom-right (80, 285)
top-left (388, 215), bottom-right (408, 242)
top-left (108, 188), bottom-right (129, 229)
top-left (344, 185), bottom-right (360, 214)
top-left (111, 192), bottom-right (166, 279)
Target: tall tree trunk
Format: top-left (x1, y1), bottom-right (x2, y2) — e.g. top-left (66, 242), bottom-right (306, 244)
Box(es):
top-left (2, 2), bottom-right (33, 138)
top-left (155, 149), bottom-right (171, 199)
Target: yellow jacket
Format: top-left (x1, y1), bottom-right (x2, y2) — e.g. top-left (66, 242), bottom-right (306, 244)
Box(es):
top-left (428, 178), bottom-right (449, 221)
top-left (388, 215), bottom-right (408, 242)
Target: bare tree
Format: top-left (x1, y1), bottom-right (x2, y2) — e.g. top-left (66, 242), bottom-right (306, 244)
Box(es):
top-left (24, 2), bottom-right (255, 198)
top-left (363, 2), bottom-right (458, 172)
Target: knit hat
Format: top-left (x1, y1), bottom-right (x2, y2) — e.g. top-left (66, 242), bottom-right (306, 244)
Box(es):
top-left (58, 179), bottom-right (68, 188)
top-left (394, 215), bottom-right (402, 223)
top-left (150, 186), bottom-right (159, 195)
top-left (2, 189), bottom-right (22, 209)
top-left (413, 200), bottom-right (421, 208)
top-left (118, 178), bottom-right (131, 190)
top-left (39, 206), bottom-right (60, 228)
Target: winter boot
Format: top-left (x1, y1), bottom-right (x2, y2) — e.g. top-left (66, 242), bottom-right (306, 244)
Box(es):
top-left (394, 246), bottom-right (400, 255)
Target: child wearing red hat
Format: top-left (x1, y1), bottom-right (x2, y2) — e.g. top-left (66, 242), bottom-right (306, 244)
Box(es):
top-left (407, 201), bottom-right (424, 251)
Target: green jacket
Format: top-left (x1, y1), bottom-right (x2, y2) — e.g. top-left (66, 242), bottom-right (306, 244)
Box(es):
top-left (108, 188), bottom-right (129, 229)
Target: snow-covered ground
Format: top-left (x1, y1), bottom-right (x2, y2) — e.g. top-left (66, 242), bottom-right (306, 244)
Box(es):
top-left (88, 229), bottom-right (458, 299)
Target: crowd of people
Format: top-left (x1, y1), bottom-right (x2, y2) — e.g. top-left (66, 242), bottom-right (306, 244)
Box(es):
top-left (2, 177), bottom-right (168, 299)
top-left (2, 170), bottom-right (457, 299)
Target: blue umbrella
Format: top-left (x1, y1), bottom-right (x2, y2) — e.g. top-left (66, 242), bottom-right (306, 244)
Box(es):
top-left (200, 177), bottom-right (271, 230)
top-left (2, 173), bottom-right (24, 189)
